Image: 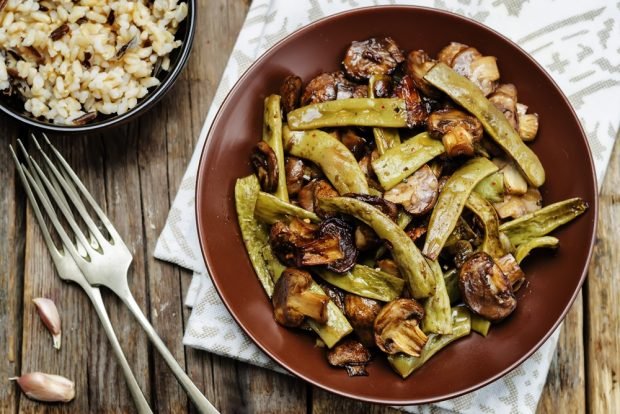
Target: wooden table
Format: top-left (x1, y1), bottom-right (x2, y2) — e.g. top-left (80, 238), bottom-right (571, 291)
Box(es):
top-left (1, 1), bottom-right (618, 412)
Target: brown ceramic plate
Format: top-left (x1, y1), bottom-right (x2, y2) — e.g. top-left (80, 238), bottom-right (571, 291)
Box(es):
top-left (195, 6), bottom-right (597, 405)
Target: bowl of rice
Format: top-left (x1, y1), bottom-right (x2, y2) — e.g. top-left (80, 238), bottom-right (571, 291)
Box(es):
top-left (0, 0), bottom-right (195, 132)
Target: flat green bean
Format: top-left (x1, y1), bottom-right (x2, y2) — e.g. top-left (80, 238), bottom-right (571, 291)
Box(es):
top-left (443, 269), bottom-right (461, 305)
top-left (369, 75), bottom-right (401, 154)
top-left (423, 157), bottom-right (498, 260)
top-left (319, 196), bottom-right (435, 299)
top-left (283, 127), bottom-right (369, 195)
top-left (306, 283), bottom-right (354, 348)
top-left (254, 191), bottom-right (320, 224)
top-left (515, 236), bottom-right (559, 264)
top-left (287, 98), bottom-right (408, 130)
top-left (465, 191), bottom-right (505, 258)
top-left (262, 95), bottom-right (288, 202)
top-left (314, 264), bottom-right (404, 302)
top-left (375, 210), bottom-right (412, 259)
top-left (371, 132), bottom-right (445, 190)
top-left (473, 171), bottom-right (504, 203)
top-left (422, 260), bottom-right (453, 335)
top-left (425, 63), bottom-right (545, 187)
top-left (499, 198), bottom-right (588, 246)
top-left (470, 313), bottom-right (491, 337)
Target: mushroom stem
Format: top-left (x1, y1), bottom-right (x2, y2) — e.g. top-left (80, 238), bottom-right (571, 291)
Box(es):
top-left (384, 322), bottom-right (428, 357)
top-left (288, 291), bottom-right (329, 323)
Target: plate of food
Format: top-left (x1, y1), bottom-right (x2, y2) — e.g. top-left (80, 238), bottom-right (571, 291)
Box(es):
top-left (195, 6), bottom-right (597, 404)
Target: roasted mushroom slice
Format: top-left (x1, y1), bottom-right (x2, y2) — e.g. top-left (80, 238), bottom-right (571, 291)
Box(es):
top-left (437, 42), bottom-right (468, 66)
top-left (427, 108), bottom-right (483, 157)
top-left (354, 224), bottom-right (380, 251)
top-left (272, 268), bottom-right (329, 327)
top-left (371, 74), bottom-right (393, 98)
top-left (345, 193), bottom-right (399, 222)
top-left (343, 37), bottom-right (405, 81)
top-left (300, 71), bottom-right (363, 106)
top-left (376, 259), bottom-right (401, 277)
top-left (393, 75), bottom-right (428, 128)
top-left (340, 129), bottom-right (369, 160)
top-left (345, 294), bottom-right (382, 347)
top-left (493, 187), bottom-right (542, 219)
top-left (451, 47), bottom-right (482, 78)
top-left (406, 50), bottom-right (440, 98)
top-left (251, 141), bottom-right (279, 192)
top-left (469, 56), bottom-right (500, 96)
top-left (374, 298), bottom-right (428, 357)
top-left (320, 283), bottom-right (346, 313)
top-left (459, 252), bottom-right (517, 322)
top-left (516, 103), bottom-right (539, 141)
top-left (269, 219), bottom-right (344, 267)
top-left (383, 165), bottom-right (439, 215)
top-left (280, 75), bottom-right (302, 115)
top-left (285, 156), bottom-right (305, 196)
top-left (451, 240), bottom-right (475, 269)
top-left (495, 253), bottom-right (526, 291)
top-left (319, 217), bottom-right (358, 273)
top-left (489, 84), bottom-right (518, 129)
top-left (327, 339), bottom-right (372, 377)
top-left (298, 179), bottom-right (339, 216)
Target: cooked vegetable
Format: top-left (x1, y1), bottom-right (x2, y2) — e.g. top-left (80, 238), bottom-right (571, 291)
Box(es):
top-left (344, 295), bottom-right (382, 347)
top-left (499, 161), bottom-right (528, 195)
top-left (340, 129), bottom-right (369, 160)
top-left (424, 63), bottom-right (545, 187)
top-left (473, 171), bottom-right (504, 203)
top-left (287, 98), bottom-right (407, 130)
top-left (283, 127), bottom-right (369, 195)
top-left (315, 264), bottom-right (404, 302)
top-left (451, 240), bottom-right (475, 269)
top-left (251, 142), bottom-right (279, 193)
top-left (345, 194), bottom-right (399, 221)
top-left (496, 253), bottom-right (526, 291)
top-left (319, 196), bottom-right (436, 299)
top-left (437, 42), bottom-right (468, 66)
top-left (406, 50), bottom-right (440, 98)
top-left (393, 75), bottom-right (428, 128)
top-left (427, 108), bottom-right (483, 142)
top-left (489, 84), bottom-right (518, 129)
top-left (499, 197), bottom-right (588, 246)
top-left (423, 157), bottom-right (498, 260)
top-left (470, 313), bottom-right (491, 337)
top-left (298, 179), bottom-right (339, 216)
top-left (443, 269), bottom-right (461, 305)
top-left (383, 164), bottom-right (439, 216)
top-left (465, 191), bottom-right (505, 258)
top-left (517, 104), bottom-right (539, 142)
top-left (262, 95), bottom-right (289, 201)
top-left (369, 75), bottom-right (401, 154)
top-left (374, 299), bottom-right (428, 357)
top-left (459, 252), bottom-right (517, 322)
top-left (469, 56), bottom-right (500, 96)
top-left (272, 268), bottom-right (329, 327)
top-left (343, 37), bottom-right (405, 80)
top-left (493, 188), bottom-right (542, 220)
top-left (301, 71), bottom-right (366, 105)
top-left (388, 307), bottom-right (471, 378)
top-left (305, 283), bottom-right (354, 348)
top-left (280, 75), bottom-right (302, 115)
top-left (515, 236), bottom-right (559, 264)
top-left (372, 132), bottom-right (445, 190)
top-left (422, 260), bottom-right (453, 335)
top-left (285, 156), bottom-right (305, 195)
top-left (327, 339), bottom-right (372, 376)
top-left (254, 191), bottom-right (320, 224)
top-left (318, 217), bottom-right (359, 273)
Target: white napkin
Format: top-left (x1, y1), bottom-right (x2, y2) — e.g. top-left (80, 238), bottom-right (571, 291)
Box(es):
top-left (155, 1), bottom-right (620, 412)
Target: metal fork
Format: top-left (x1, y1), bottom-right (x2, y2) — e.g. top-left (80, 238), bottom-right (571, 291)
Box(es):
top-left (11, 141), bottom-right (153, 414)
top-left (16, 134), bottom-right (218, 414)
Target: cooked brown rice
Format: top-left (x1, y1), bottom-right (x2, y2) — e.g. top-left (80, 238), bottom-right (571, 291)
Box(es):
top-left (0, 0), bottom-right (188, 125)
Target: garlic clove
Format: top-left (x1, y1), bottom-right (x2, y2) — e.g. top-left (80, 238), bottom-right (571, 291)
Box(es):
top-left (32, 298), bottom-right (62, 350)
top-left (10, 372), bottom-right (75, 403)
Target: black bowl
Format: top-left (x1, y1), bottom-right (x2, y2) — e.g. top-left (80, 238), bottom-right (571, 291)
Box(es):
top-left (0, 0), bottom-right (196, 133)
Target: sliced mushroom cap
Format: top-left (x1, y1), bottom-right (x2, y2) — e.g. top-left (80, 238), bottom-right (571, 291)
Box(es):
top-left (301, 71), bottom-right (360, 106)
top-left (392, 75), bottom-right (429, 128)
top-left (343, 37), bottom-right (405, 81)
top-left (374, 298), bottom-right (428, 357)
top-left (406, 50), bottom-right (440, 98)
top-left (469, 56), bottom-right (500, 96)
top-left (376, 259), bottom-right (401, 277)
top-left (383, 165), bottom-right (439, 215)
top-left (272, 268), bottom-right (329, 327)
top-left (280, 75), bottom-right (302, 115)
top-left (442, 125), bottom-right (476, 157)
top-left (451, 240), bottom-right (475, 269)
top-left (427, 108), bottom-right (483, 141)
top-left (451, 47), bottom-right (482, 78)
top-left (298, 179), bottom-right (339, 217)
top-left (251, 141), bottom-right (279, 193)
top-left (320, 283), bottom-right (346, 313)
top-left (285, 156), bottom-right (305, 196)
top-left (340, 129), bottom-right (369, 160)
top-left (326, 339), bottom-right (372, 377)
top-left (345, 294), bottom-right (382, 347)
top-left (517, 111), bottom-right (539, 141)
top-left (345, 193), bottom-right (399, 221)
top-left (459, 252), bottom-right (517, 322)
top-left (489, 84), bottom-right (518, 129)
top-left (371, 74), bottom-right (393, 98)
top-left (495, 253), bottom-right (526, 291)
top-left (354, 224), bottom-right (380, 251)
top-left (319, 217), bottom-right (358, 273)
top-left (437, 42), bottom-right (468, 66)
top-left (493, 187), bottom-right (542, 219)
top-left (405, 225), bottom-right (427, 244)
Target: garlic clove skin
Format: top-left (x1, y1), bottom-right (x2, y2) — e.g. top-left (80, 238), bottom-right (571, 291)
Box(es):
top-left (10, 372), bottom-right (75, 403)
top-left (32, 298), bottom-right (62, 350)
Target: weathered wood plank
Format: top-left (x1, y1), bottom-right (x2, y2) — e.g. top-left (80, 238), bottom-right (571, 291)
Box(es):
top-left (586, 133), bottom-right (620, 414)
top-left (312, 387), bottom-right (399, 414)
top-left (537, 294), bottom-right (585, 413)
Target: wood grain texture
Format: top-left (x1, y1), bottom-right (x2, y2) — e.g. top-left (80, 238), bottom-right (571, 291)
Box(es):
top-left (0, 1), bottom-right (617, 413)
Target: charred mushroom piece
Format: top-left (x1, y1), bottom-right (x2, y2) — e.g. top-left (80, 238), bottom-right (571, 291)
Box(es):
top-left (269, 219), bottom-right (344, 267)
top-left (469, 56), bottom-right (500, 96)
top-left (383, 165), bottom-right (439, 215)
top-left (489, 84), bottom-right (518, 129)
top-left (459, 252), bottom-right (517, 322)
top-left (451, 240), bottom-right (475, 269)
top-left (495, 253), bottom-right (526, 291)
top-left (300, 71), bottom-right (362, 106)
top-left (393, 75), bottom-right (428, 128)
top-left (327, 339), bottom-right (372, 377)
top-left (427, 109), bottom-right (483, 141)
top-left (493, 188), bottom-right (542, 219)
top-left (345, 294), bottom-right (382, 347)
top-left (516, 103), bottom-right (539, 141)
top-left (437, 42), bottom-right (468, 66)
top-left (298, 179), bottom-right (339, 217)
top-left (343, 37), bottom-right (405, 81)
top-left (442, 125), bottom-right (476, 157)
top-left (405, 225), bottom-right (427, 244)
top-left (251, 141), bottom-right (279, 193)
top-left (320, 283), bottom-right (346, 313)
top-left (285, 157), bottom-right (305, 196)
top-left (406, 50), bottom-right (441, 98)
top-left (374, 298), bottom-right (427, 357)
top-left (451, 47), bottom-right (482, 78)
top-left (319, 217), bottom-right (359, 273)
top-left (340, 129), bottom-right (369, 160)
top-left (376, 259), bottom-right (401, 277)
top-left (272, 268), bottom-right (329, 327)
top-left (354, 224), bottom-right (380, 251)
top-left (345, 194), bottom-right (399, 222)
top-left (280, 75), bottom-right (302, 115)
top-left (371, 74), bottom-right (393, 98)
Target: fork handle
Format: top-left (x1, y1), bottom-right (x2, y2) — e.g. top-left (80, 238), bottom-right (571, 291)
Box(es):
top-left (85, 286), bottom-right (153, 414)
top-left (120, 291), bottom-right (219, 414)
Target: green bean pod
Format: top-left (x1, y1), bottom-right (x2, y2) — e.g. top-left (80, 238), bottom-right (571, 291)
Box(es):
top-left (254, 191), bottom-right (320, 224)
top-left (465, 191), bottom-right (505, 258)
top-left (262, 95), bottom-right (288, 202)
top-left (287, 98), bottom-right (408, 130)
top-left (515, 236), bottom-right (560, 264)
top-left (424, 63), bottom-right (545, 187)
top-left (470, 313), bottom-right (491, 337)
top-left (388, 307), bottom-right (471, 378)
top-left (375, 210), bottom-right (413, 259)
top-left (369, 75), bottom-right (401, 154)
top-left (314, 264), bottom-right (405, 302)
top-left (318, 196), bottom-right (435, 299)
top-left (371, 132), bottom-right (445, 190)
top-left (423, 157), bottom-right (499, 260)
top-left (306, 283), bottom-right (354, 348)
top-left (499, 197), bottom-right (588, 246)
top-left (283, 127), bottom-right (369, 195)
top-left (422, 260), bottom-right (453, 335)
top-left (473, 171), bottom-right (505, 203)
